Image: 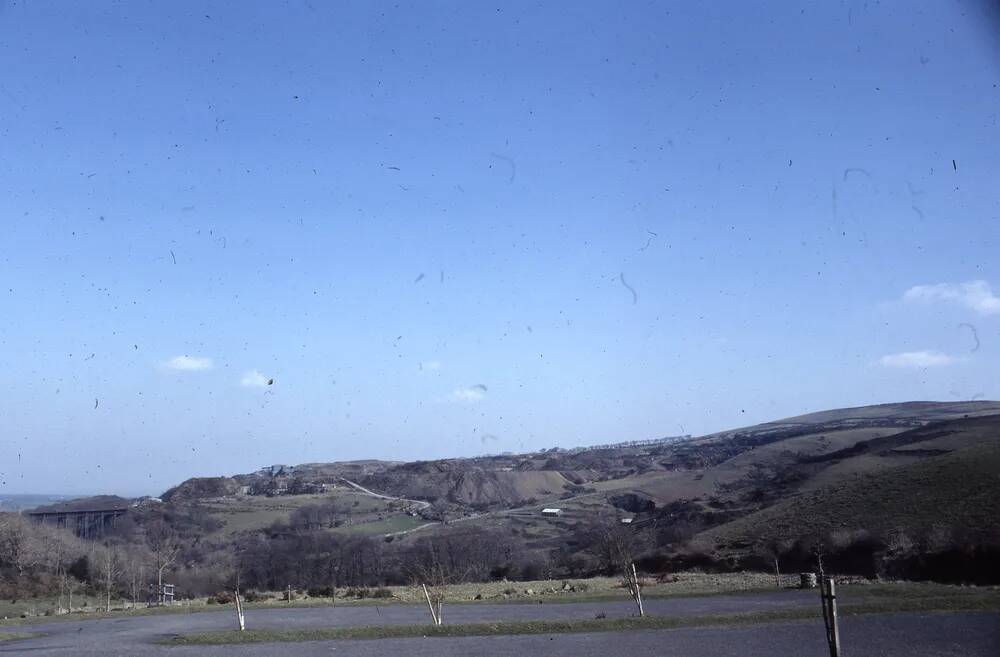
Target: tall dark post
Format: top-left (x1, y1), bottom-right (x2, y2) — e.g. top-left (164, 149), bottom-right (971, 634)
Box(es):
top-left (827, 578), bottom-right (841, 657)
top-left (820, 576), bottom-right (841, 657)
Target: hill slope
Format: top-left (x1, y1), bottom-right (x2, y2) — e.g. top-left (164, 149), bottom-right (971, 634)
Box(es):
top-left (693, 413), bottom-right (1000, 552)
top-left (9, 401), bottom-right (999, 604)
top-left (26, 400), bottom-right (999, 585)
top-left (362, 462), bottom-right (576, 509)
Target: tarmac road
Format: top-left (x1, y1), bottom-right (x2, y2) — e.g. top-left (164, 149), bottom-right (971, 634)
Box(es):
top-left (2, 590), bottom-right (996, 657)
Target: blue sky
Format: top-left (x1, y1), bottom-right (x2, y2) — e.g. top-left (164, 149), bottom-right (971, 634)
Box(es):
top-left (1, 1), bottom-right (998, 496)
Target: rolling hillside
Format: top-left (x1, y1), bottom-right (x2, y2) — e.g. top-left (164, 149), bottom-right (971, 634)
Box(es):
top-left (693, 413), bottom-right (1000, 552)
top-left (23, 400), bottom-right (1000, 579)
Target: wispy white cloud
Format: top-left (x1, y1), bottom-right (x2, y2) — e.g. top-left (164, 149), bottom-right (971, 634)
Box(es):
top-left (879, 351), bottom-right (958, 368)
top-left (161, 355), bottom-right (214, 371)
top-left (903, 280), bottom-right (1000, 315)
top-left (445, 385), bottom-right (487, 403)
top-left (240, 370), bottom-right (269, 388)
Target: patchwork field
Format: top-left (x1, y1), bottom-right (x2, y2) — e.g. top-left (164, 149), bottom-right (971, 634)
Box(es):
top-left (197, 488), bottom-right (412, 536)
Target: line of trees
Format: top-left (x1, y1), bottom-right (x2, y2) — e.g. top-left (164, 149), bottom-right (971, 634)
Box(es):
top-left (4, 508), bottom-right (539, 607)
top-left (233, 525), bottom-right (526, 592)
top-left (8, 496), bottom-right (1000, 613)
top-left (749, 526), bottom-right (1000, 584)
top-left (0, 511), bottom-right (193, 611)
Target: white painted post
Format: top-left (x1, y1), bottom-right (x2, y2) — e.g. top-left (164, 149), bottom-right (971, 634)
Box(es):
top-left (235, 590), bottom-right (245, 631)
top-left (631, 563), bottom-right (644, 617)
top-left (422, 583), bottom-right (440, 626)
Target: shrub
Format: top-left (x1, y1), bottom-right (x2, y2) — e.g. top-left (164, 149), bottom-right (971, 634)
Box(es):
top-left (242, 590), bottom-right (266, 602)
top-left (213, 591), bottom-right (235, 604)
top-left (372, 587), bottom-right (393, 599)
top-left (306, 586), bottom-right (335, 598)
top-left (345, 586), bottom-right (371, 599)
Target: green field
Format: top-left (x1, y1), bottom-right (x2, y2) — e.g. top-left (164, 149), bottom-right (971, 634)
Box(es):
top-left (332, 514), bottom-right (432, 535)
top-left (199, 489), bottom-right (428, 538)
top-left (199, 490), bottom-right (396, 535)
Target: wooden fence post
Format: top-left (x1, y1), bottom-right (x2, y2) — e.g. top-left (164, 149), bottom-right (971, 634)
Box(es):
top-left (819, 576), bottom-right (831, 643)
top-left (823, 577), bottom-right (841, 657)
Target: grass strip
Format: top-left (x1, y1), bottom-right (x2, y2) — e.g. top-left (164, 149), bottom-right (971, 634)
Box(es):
top-left (161, 594), bottom-right (1000, 645)
top-left (0, 632), bottom-right (34, 642)
top-left (0, 585), bottom-right (804, 627)
top-left (5, 582), bottom-right (994, 629)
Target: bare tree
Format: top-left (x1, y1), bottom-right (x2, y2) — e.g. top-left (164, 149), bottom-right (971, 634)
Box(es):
top-left (45, 539), bottom-right (78, 613)
top-left (587, 512), bottom-right (648, 616)
top-left (144, 519), bottom-right (181, 604)
top-left (99, 542), bottom-right (123, 612)
top-left (759, 537), bottom-right (795, 588)
top-left (0, 513), bottom-right (45, 600)
top-left (65, 569), bottom-right (78, 613)
top-left (120, 551), bottom-right (148, 609)
top-left (406, 537), bottom-right (466, 626)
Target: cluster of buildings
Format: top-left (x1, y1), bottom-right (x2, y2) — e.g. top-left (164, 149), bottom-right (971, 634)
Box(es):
top-left (244, 465), bottom-right (330, 496)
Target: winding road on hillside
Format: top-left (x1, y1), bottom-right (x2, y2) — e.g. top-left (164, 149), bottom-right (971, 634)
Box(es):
top-left (2, 590), bottom-right (997, 657)
top-left (339, 478), bottom-right (445, 537)
top-left (339, 479), bottom-right (494, 538)
top-left (339, 478), bottom-right (431, 509)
